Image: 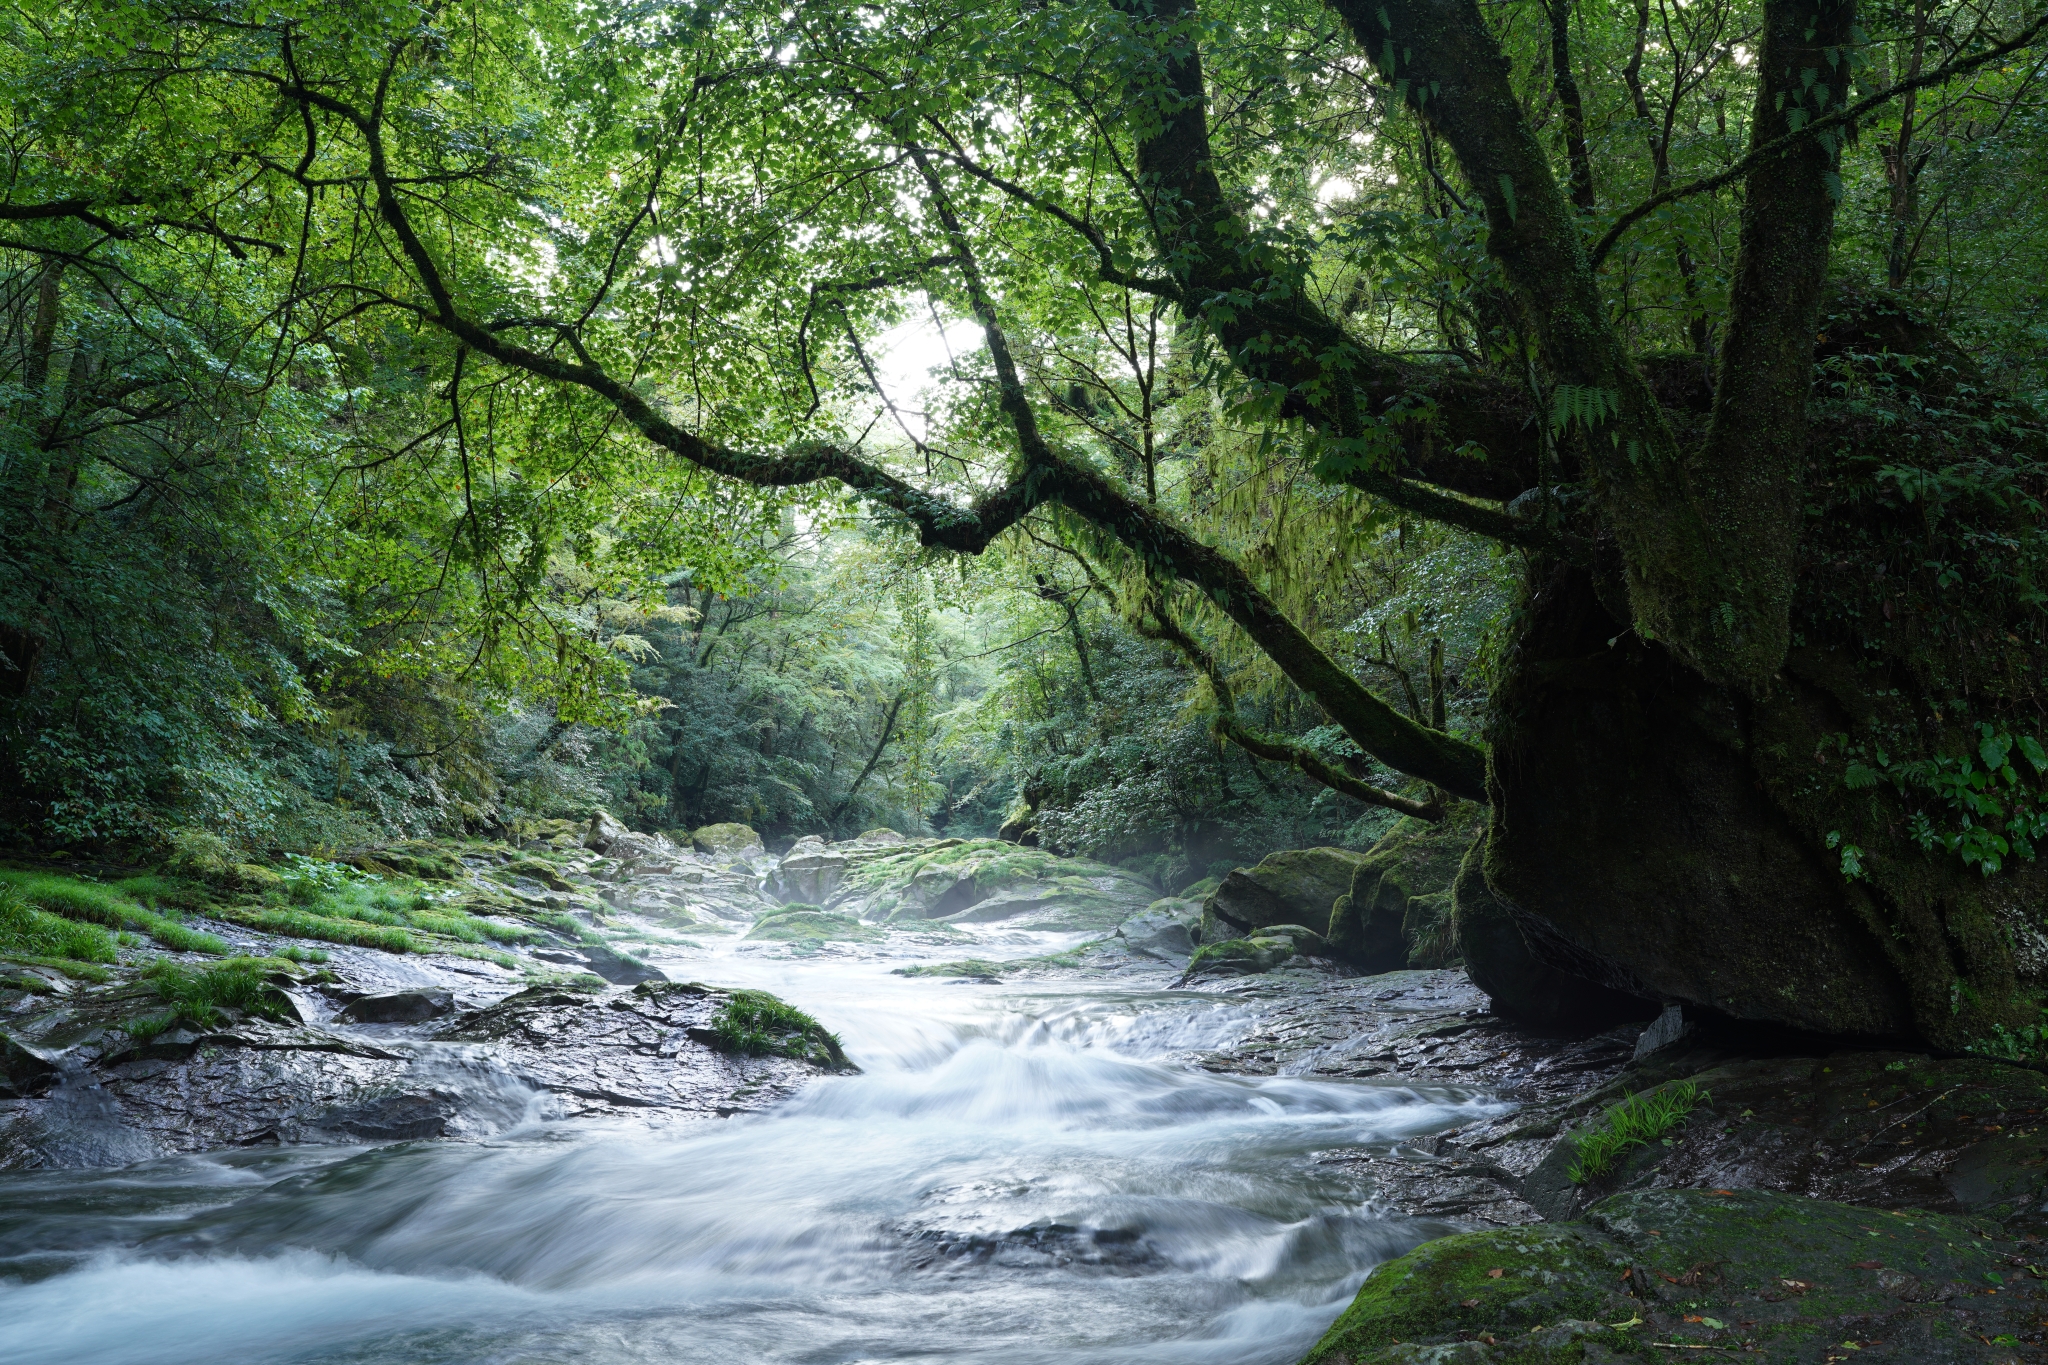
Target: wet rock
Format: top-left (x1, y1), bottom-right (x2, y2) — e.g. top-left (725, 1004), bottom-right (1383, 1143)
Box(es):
top-left (306, 1090), bottom-right (460, 1141)
top-left (1519, 1048), bottom-right (2048, 1229)
top-left (439, 979), bottom-right (851, 1110)
top-left (1300, 1188), bottom-right (2043, 1365)
top-left (0, 1079), bottom-right (162, 1169)
top-left (1115, 899), bottom-right (1201, 959)
top-left (1, 1029), bottom-right (61, 1097)
top-left (336, 990), bottom-right (456, 1024)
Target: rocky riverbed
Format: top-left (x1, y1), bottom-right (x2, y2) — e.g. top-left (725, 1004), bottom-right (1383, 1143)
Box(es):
top-left (3, 821), bottom-right (2046, 1362)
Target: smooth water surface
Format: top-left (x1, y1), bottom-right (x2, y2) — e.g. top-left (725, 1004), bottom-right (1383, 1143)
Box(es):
top-left (0, 940), bottom-right (1506, 1365)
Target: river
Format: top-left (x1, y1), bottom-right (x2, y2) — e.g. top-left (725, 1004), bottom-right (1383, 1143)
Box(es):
top-left (0, 932), bottom-right (1509, 1365)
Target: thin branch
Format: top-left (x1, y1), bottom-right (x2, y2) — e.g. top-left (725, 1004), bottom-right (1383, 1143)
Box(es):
top-left (1591, 13), bottom-right (2048, 267)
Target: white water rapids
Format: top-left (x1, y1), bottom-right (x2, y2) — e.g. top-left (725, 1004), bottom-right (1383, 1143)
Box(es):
top-left (0, 938), bottom-right (1509, 1364)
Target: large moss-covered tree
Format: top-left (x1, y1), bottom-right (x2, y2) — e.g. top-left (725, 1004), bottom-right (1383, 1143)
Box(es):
top-left (4, 0), bottom-right (2045, 1045)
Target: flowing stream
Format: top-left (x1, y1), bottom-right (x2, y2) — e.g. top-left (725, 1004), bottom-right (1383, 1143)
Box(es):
top-left (0, 935), bottom-right (1507, 1365)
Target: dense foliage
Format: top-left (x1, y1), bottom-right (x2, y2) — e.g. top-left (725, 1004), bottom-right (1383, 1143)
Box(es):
top-left (0, 0), bottom-right (2041, 917)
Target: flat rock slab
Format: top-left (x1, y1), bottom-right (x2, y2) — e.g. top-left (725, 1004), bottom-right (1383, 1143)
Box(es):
top-left (1522, 1048), bottom-right (2048, 1230)
top-left (1188, 970), bottom-right (1640, 1229)
top-left (436, 979), bottom-right (844, 1114)
top-left (1303, 1188), bottom-right (2045, 1364)
top-left (0, 978), bottom-right (841, 1169)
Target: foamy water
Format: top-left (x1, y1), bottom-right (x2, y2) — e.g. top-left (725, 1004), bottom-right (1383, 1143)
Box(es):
top-left (0, 939), bottom-right (1504, 1364)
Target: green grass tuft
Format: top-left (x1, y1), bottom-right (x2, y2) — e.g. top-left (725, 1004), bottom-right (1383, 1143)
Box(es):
top-left (707, 989), bottom-right (847, 1066)
top-left (134, 956), bottom-right (297, 1036)
top-left (0, 884), bottom-right (121, 963)
top-left (1567, 1080), bottom-right (1708, 1183)
top-left (0, 869), bottom-right (228, 954)
top-left (229, 905), bottom-right (418, 952)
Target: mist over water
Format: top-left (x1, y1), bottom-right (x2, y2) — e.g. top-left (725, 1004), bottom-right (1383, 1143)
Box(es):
top-left (0, 944), bottom-right (1507, 1365)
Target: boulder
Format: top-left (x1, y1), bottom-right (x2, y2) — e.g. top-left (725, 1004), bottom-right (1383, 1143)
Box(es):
top-left (1452, 840), bottom-right (1648, 1029)
top-left (585, 809), bottom-right (631, 851)
top-left (1325, 808), bottom-right (1482, 972)
top-left (1201, 847), bottom-right (1369, 945)
top-left (335, 990), bottom-right (455, 1025)
top-left (1115, 898), bottom-right (1201, 959)
top-left (691, 822), bottom-right (763, 856)
top-left (773, 836), bottom-right (849, 904)
top-left (1182, 923), bottom-right (1331, 978)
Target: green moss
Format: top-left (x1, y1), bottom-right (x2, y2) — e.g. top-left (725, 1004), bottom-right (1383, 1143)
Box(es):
top-left (706, 989), bottom-right (847, 1066)
top-left (1302, 1223), bottom-right (1635, 1364)
top-left (1307, 1187), bottom-right (2024, 1364)
top-left (745, 906), bottom-right (883, 942)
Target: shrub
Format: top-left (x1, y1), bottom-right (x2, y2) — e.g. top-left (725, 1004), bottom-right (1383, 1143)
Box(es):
top-left (1567, 1081), bottom-right (1708, 1182)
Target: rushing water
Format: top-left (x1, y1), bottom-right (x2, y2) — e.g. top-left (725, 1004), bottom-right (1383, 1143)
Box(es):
top-left (0, 937), bottom-right (1508, 1365)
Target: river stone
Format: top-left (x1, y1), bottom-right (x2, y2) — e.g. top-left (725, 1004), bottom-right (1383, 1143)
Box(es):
top-left (336, 990), bottom-right (455, 1024)
top-left (1116, 899), bottom-right (1201, 959)
top-left (1202, 847), bottom-right (1367, 946)
top-left (1299, 1188), bottom-right (2040, 1365)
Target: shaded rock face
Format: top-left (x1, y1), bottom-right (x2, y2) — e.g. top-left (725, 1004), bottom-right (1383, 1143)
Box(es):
top-left (1330, 811), bottom-right (1486, 973)
top-left (1202, 848), bottom-right (1367, 946)
top-left (1452, 843), bottom-right (1651, 1030)
top-left (1301, 1187), bottom-right (2042, 1365)
top-left (1483, 564), bottom-right (2048, 1046)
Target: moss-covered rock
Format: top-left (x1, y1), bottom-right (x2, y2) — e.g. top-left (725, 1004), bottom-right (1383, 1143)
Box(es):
top-left (1303, 1189), bottom-right (2037, 1364)
top-left (824, 838), bottom-right (1154, 932)
top-left (692, 823), bottom-right (764, 855)
top-left (1203, 847), bottom-right (1369, 945)
top-left (1326, 807), bottom-right (1485, 973)
top-left (743, 906), bottom-right (884, 942)
top-left (1182, 924), bottom-right (1329, 978)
